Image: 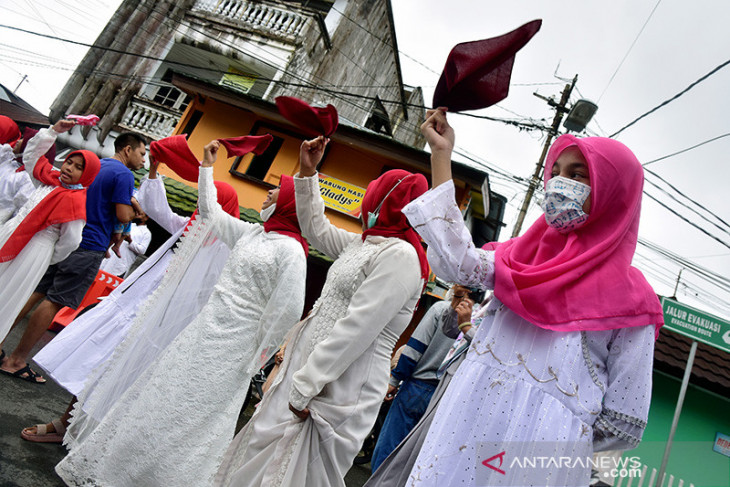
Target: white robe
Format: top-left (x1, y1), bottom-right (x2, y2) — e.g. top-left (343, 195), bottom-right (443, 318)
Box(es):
top-left (400, 181), bottom-right (654, 487)
top-left (0, 128), bottom-right (84, 343)
top-left (214, 173), bottom-right (423, 487)
top-left (33, 176), bottom-right (188, 396)
top-left (99, 222), bottom-right (152, 276)
top-left (0, 143), bottom-right (33, 224)
top-left (55, 166), bottom-right (307, 487)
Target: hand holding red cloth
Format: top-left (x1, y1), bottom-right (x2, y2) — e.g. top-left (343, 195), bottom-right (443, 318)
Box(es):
top-left (151, 135), bottom-right (275, 182)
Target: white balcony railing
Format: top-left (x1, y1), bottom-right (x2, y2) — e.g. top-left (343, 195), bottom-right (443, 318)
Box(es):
top-left (119, 98), bottom-right (182, 141)
top-left (193, 0), bottom-right (306, 39)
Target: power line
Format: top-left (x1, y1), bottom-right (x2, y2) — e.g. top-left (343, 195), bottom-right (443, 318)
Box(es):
top-left (610, 56), bottom-right (730, 138)
top-left (643, 191), bottom-right (730, 251)
top-left (597, 0), bottom-right (662, 103)
top-left (0, 22), bottom-right (550, 133)
top-left (644, 166), bottom-right (730, 230)
top-left (643, 132), bottom-right (730, 166)
top-left (643, 176), bottom-right (730, 238)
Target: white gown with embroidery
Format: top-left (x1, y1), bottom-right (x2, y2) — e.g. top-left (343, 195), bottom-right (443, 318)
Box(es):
top-left (401, 181), bottom-right (655, 487)
top-left (33, 176), bottom-right (189, 396)
top-left (55, 167), bottom-right (307, 487)
top-left (214, 173), bottom-right (423, 487)
top-left (0, 128), bottom-right (84, 343)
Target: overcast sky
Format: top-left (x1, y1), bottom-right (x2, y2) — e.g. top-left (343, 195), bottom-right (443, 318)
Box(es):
top-left (2, 0), bottom-right (729, 320)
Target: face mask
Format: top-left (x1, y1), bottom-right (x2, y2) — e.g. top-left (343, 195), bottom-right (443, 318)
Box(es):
top-left (541, 176), bottom-right (591, 233)
top-left (260, 203), bottom-right (276, 222)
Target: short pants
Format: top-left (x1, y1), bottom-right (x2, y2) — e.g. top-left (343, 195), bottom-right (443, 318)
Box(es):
top-left (35, 247), bottom-right (106, 309)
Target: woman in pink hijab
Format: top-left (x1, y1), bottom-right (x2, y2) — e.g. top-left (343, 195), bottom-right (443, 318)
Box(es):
top-left (397, 108), bottom-right (663, 487)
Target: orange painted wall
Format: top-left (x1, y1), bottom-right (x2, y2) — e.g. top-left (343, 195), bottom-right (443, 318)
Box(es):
top-left (162, 97), bottom-right (426, 234)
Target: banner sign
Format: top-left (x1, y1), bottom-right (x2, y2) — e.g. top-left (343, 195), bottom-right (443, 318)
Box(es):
top-left (661, 297), bottom-right (730, 353)
top-left (219, 66), bottom-right (256, 94)
top-left (316, 173), bottom-right (365, 219)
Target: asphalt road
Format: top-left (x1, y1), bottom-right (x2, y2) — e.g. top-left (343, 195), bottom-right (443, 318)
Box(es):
top-left (0, 316), bottom-right (372, 486)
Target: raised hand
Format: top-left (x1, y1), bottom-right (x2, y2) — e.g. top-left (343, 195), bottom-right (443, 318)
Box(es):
top-left (202, 140), bottom-right (220, 167)
top-left (52, 119), bottom-right (76, 134)
top-left (421, 108), bottom-right (454, 154)
top-left (298, 136), bottom-right (329, 177)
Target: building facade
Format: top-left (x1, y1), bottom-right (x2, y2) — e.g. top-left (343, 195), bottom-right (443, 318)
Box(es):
top-left (49, 0), bottom-right (425, 154)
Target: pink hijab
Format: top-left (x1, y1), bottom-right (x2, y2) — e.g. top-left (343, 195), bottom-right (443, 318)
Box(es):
top-left (492, 134), bottom-right (663, 334)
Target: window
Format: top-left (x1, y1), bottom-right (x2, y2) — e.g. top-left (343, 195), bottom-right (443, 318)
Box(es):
top-left (151, 69), bottom-right (191, 111)
top-left (244, 135), bottom-right (284, 180)
top-left (365, 96), bottom-right (393, 136)
top-left (229, 121), bottom-right (317, 187)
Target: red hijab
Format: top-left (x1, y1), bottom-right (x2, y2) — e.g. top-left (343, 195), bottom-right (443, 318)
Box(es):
top-left (0, 115), bottom-right (20, 145)
top-left (214, 181), bottom-right (240, 218)
top-left (361, 169), bottom-right (429, 282)
top-left (0, 150), bottom-right (101, 262)
top-left (185, 181), bottom-right (240, 232)
top-left (263, 175), bottom-right (308, 256)
top-left (492, 134), bottom-right (663, 334)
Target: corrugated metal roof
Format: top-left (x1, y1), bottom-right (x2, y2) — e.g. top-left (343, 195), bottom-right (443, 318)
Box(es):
top-left (654, 326), bottom-right (730, 397)
top-left (0, 83), bottom-right (49, 127)
top-left (133, 171), bottom-right (332, 262)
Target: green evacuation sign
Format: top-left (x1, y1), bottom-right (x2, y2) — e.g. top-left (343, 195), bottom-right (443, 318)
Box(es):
top-left (661, 297), bottom-right (730, 353)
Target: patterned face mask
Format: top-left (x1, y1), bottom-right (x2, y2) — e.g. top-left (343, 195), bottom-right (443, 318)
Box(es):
top-left (540, 176), bottom-right (591, 233)
top-left (260, 203), bottom-right (276, 222)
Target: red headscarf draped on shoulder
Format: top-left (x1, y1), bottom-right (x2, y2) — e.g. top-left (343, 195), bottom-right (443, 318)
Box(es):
top-left (263, 175), bottom-right (308, 256)
top-left (491, 134), bottom-right (663, 335)
top-left (361, 169), bottom-right (429, 282)
top-left (0, 150), bottom-right (101, 262)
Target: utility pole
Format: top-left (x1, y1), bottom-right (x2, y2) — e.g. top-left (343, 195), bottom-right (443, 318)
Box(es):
top-left (511, 74), bottom-right (578, 238)
top-left (672, 268), bottom-right (684, 298)
top-left (13, 74), bottom-right (28, 94)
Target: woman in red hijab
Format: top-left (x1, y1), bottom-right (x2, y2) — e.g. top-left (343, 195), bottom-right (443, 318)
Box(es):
top-left (214, 136), bottom-right (428, 487)
top-left (0, 120), bottom-right (100, 348)
top-left (57, 139), bottom-right (309, 487)
top-left (395, 108), bottom-right (662, 487)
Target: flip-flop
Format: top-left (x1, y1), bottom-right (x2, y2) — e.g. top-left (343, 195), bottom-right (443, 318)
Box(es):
top-left (20, 419), bottom-right (65, 443)
top-left (0, 363), bottom-right (46, 384)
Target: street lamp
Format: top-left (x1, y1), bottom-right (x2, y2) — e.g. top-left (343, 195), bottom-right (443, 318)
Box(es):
top-left (511, 76), bottom-right (598, 237)
top-left (563, 99), bottom-right (598, 133)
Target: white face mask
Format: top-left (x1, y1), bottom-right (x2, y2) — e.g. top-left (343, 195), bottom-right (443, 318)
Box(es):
top-left (541, 176), bottom-right (591, 233)
top-left (260, 203), bottom-right (276, 222)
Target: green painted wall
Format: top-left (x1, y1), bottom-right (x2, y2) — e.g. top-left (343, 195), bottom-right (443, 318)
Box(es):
top-left (628, 371), bottom-right (730, 486)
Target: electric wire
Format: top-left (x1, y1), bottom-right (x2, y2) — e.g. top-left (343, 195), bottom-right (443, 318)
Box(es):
top-left (6, 6), bottom-right (730, 290)
top-left (643, 132), bottom-right (730, 167)
top-left (643, 191), bottom-right (730, 251)
top-left (609, 57), bottom-right (730, 138)
top-left (597, 0), bottom-right (662, 103)
top-left (644, 166), bottom-right (730, 231)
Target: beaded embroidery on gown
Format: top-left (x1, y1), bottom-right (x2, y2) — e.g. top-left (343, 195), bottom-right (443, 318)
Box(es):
top-left (214, 174), bottom-right (423, 487)
top-left (401, 181), bottom-right (655, 487)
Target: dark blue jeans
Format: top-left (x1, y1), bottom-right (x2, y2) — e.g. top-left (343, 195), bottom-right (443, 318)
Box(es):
top-left (370, 378), bottom-right (438, 472)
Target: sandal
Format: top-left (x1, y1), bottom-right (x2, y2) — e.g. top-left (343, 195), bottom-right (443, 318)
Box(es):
top-left (21, 419), bottom-right (66, 443)
top-left (0, 363), bottom-right (46, 384)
